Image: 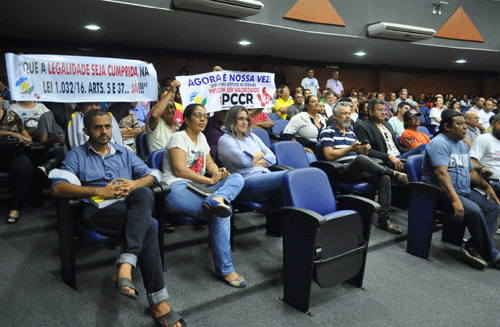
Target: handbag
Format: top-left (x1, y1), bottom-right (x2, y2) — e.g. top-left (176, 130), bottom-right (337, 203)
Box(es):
top-left (0, 136), bottom-right (24, 157)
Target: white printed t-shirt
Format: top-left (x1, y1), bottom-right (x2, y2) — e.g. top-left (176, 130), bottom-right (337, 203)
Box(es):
top-left (162, 131), bottom-right (210, 185)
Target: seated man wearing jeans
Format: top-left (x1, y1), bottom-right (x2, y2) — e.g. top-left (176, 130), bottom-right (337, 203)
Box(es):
top-left (51, 109), bottom-right (185, 327)
top-left (421, 109), bottom-right (500, 271)
top-left (319, 101), bottom-right (409, 234)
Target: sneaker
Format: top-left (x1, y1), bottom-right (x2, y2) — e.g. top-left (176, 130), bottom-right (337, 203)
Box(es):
top-left (37, 159), bottom-right (57, 177)
top-left (459, 247), bottom-right (487, 270)
top-left (496, 228), bottom-right (500, 235)
top-left (202, 198), bottom-right (232, 217)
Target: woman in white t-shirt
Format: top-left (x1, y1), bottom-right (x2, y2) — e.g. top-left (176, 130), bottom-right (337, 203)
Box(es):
top-left (162, 104), bottom-right (247, 288)
top-left (429, 95), bottom-right (445, 126)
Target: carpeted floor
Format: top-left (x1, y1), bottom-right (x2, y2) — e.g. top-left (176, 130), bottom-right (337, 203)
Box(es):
top-left (0, 193), bottom-right (499, 327)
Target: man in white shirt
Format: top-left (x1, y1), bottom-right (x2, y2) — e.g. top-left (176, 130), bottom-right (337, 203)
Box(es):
top-left (478, 99), bottom-right (495, 130)
top-left (470, 113), bottom-right (500, 184)
top-left (323, 91), bottom-right (336, 118)
top-left (300, 68), bottom-right (319, 97)
top-left (392, 88), bottom-right (418, 114)
top-left (463, 110), bottom-right (482, 149)
top-left (325, 71), bottom-right (343, 99)
top-left (388, 102), bottom-right (410, 138)
top-left (471, 97), bottom-right (485, 112)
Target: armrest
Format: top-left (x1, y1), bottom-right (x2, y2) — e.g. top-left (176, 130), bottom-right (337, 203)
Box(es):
top-left (408, 181), bottom-right (442, 195)
top-left (150, 182), bottom-right (170, 195)
top-left (311, 160), bottom-right (343, 192)
top-left (28, 142), bottom-right (45, 152)
top-left (268, 164), bottom-right (294, 171)
top-left (269, 133), bottom-right (281, 141)
top-left (280, 206), bottom-right (325, 226)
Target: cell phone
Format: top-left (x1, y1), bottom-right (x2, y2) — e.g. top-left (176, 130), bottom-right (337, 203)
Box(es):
top-left (360, 141), bottom-right (370, 145)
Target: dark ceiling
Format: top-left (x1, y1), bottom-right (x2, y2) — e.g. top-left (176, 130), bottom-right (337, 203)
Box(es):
top-left (1, 0), bottom-right (499, 73)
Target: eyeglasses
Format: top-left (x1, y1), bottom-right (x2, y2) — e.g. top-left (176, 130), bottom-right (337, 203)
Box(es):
top-left (237, 117), bottom-right (251, 122)
top-left (192, 112), bottom-right (209, 118)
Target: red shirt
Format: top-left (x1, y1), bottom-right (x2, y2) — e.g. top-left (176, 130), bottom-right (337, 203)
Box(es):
top-left (400, 127), bottom-right (430, 150)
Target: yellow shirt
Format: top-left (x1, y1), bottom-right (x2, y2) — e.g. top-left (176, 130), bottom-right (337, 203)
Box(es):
top-left (273, 98), bottom-right (294, 119)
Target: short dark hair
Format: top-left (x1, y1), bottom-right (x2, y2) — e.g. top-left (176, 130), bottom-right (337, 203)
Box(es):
top-left (83, 109), bottom-right (111, 129)
top-left (307, 68), bottom-right (314, 72)
top-left (368, 98), bottom-right (385, 111)
top-left (398, 101), bottom-right (410, 110)
top-left (439, 109), bottom-right (463, 134)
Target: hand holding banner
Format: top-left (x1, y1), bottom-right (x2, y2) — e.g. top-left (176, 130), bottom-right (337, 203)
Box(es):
top-left (5, 53), bottom-right (158, 102)
top-left (175, 70), bottom-right (275, 113)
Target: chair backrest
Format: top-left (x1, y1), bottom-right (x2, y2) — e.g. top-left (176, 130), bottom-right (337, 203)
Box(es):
top-left (266, 113), bottom-right (280, 121)
top-left (270, 119), bottom-right (289, 135)
top-left (252, 128), bottom-right (272, 148)
top-left (136, 132), bottom-right (149, 156)
top-left (271, 141), bottom-right (310, 168)
top-left (417, 125), bottom-right (431, 137)
top-left (281, 167), bottom-right (337, 215)
top-left (147, 149), bottom-right (165, 171)
top-left (406, 154), bottom-right (424, 182)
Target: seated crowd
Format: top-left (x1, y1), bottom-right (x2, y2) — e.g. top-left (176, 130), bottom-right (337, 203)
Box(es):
top-left (2, 64), bottom-right (500, 327)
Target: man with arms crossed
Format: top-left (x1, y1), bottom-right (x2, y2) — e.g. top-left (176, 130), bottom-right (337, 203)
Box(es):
top-left (51, 110), bottom-right (185, 327)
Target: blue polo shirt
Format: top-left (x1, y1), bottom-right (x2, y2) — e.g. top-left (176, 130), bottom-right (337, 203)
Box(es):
top-left (319, 125), bottom-right (357, 164)
top-left (51, 142), bottom-right (162, 202)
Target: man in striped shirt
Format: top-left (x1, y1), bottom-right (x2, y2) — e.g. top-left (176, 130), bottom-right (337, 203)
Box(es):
top-left (319, 102), bottom-right (409, 234)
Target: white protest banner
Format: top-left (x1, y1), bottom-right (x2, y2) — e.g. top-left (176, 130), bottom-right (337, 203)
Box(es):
top-left (5, 53), bottom-right (158, 102)
top-left (175, 71), bottom-right (275, 113)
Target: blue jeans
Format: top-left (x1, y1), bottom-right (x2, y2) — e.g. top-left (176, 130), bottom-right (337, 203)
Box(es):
top-left (165, 173), bottom-right (244, 276)
top-left (238, 171), bottom-right (286, 202)
top-left (82, 187), bottom-right (168, 306)
top-left (439, 189), bottom-right (500, 263)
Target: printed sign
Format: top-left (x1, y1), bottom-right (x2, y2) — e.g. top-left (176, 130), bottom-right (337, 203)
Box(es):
top-left (5, 53), bottom-right (158, 102)
top-left (176, 71), bottom-right (275, 113)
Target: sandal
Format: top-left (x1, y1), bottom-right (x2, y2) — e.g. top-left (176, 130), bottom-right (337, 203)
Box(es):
top-left (6, 214), bottom-right (19, 224)
top-left (392, 171), bottom-right (409, 185)
top-left (218, 275), bottom-right (247, 288)
top-left (111, 277), bottom-right (139, 300)
top-left (145, 307), bottom-right (187, 327)
top-left (376, 220), bottom-right (402, 234)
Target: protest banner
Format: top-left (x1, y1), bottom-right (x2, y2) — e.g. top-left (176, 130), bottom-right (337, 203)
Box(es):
top-left (5, 53), bottom-right (158, 102)
top-left (175, 71), bottom-right (275, 113)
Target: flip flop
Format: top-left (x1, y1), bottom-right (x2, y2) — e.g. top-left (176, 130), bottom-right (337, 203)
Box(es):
top-left (112, 277), bottom-right (139, 300)
top-left (218, 275), bottom-right (247, 288)
top-left (145, 307), bottom-right (187, 327)
top-left (6, 214), bottom-right (19, 224)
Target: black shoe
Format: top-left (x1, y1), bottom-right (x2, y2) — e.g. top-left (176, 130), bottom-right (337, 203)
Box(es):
top-left (38, 159), bottom-right (57, 177)
top-left (459, 247), bottom-right (487, 270)
top-left (490, 259), bottom-right (500, 270)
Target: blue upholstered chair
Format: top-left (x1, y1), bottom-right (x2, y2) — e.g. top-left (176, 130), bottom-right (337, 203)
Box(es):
top-left (135, 132), bottom-right (149, 157)
top-left (266, 112), bottom-right (280, 121)
top-left (252, 128), bottom-right (272, 148)
top-left (57, 183), bottom-right (168, 290)
top-left (280, 168), bottom-right (379, 313)
top-left (269, 119), bottom-right (289, 141)
top-left (406, 154), bottom-right (466, 259)
top-left (417, 125), bottom-right (432, 139)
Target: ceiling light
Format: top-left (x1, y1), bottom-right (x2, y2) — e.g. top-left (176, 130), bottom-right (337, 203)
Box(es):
top-left (85, 25), bottom-right (101, 31)
top-left (456, 59), bottom-right (467, 64)
top-left (354, 51), bottom-right (366, 57)
top-left (239, 40), bottom-right (251, 46)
